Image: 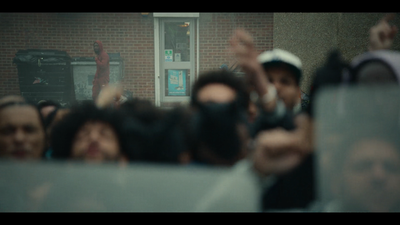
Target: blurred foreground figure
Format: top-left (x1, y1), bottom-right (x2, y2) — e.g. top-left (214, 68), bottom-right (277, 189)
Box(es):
top-left (0, 95), bottom-right (25, 105)
top-left (230, 28), bottom-right (315, 210)
top-left (93, 85), bottom-right (192, 165)
top-left (345, 49), bottom-right (400, 84)
top-left (313, 85), bottom-right (400, 212)
top-left (50, 103), bottom-right (129, 164)
top-left (0, 102), bottom-right (46, 160)
top-left (196, 14), bottom-right (400, 212)
top-left (327, 134), bottom-right (400, 212)
top-left (37, 100), bottom-right (61, 120)
top-left (189, 70), bottom-right (251, 166)
top-left (119, 98), bottom-right (192, 165)
top-left (43, 108), bottom-right (70, 159)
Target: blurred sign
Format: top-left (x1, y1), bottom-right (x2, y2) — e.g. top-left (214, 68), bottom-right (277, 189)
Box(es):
top-left (174, 53), bottom-right (181, 62)
top-left (168, 70), bottom-right (186, 96)
top-left (165, 49), bottom-right (173, 62)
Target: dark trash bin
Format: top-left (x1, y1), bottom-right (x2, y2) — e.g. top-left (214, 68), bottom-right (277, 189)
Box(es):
top-left (13, 49), bottom-right (76, 107)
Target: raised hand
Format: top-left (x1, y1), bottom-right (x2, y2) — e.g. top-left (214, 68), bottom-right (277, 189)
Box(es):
top-left (251, 114), bottom-right (314, 176)
top-left (229, 28), bottom-right (261, 76)
top-left (229, 28), bottom-right (276, 111)
top-left (95, 84), bottom-right (123, 108)
top-left (368, 13), bottom-right (398, 51)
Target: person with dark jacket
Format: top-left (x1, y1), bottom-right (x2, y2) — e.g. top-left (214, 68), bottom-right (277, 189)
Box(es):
top-left (189, 70), bottom-right (252, 166)
top-left (92, 40), bottom-right (110, 101)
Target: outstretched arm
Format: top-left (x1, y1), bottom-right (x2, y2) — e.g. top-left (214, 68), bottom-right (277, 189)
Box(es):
top-left (229, 28), bottom-right (278, 112)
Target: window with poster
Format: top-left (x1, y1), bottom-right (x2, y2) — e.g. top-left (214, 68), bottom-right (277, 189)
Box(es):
top-left (154, 14), bottom-right (197, 107)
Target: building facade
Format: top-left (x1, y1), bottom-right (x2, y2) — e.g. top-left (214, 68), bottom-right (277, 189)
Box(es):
top-left (0, 12), bottom-right (274, 106)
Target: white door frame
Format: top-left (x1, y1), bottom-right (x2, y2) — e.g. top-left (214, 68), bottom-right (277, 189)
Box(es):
top-left (153, 13), bottom-right (199, 107)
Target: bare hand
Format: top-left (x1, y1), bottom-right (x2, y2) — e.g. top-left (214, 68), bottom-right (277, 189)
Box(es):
top-left (252, 114), bottom-right (314, 176)
top-left (252, 128), bottom-right (303, 176)
top-left (229, 28), bottom-right (261, 76)
top-left (95, 84), bottom-right (123, 108)
top-left (229, 28), bottom-right (275, 110)
top-left (368, 13), bottom-right (398, 51)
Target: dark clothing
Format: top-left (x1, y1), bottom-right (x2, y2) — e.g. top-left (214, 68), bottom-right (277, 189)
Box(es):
top-left (262, 154), bottom-right (315, 210)
top-left (250, 100), bottom-right (296, 138)
top-left (92, 40), bottom-right (110, 101)
top-left (253, 102), bottom-right (315, 210)
top-left (261, 50), bottom-right (347, 211)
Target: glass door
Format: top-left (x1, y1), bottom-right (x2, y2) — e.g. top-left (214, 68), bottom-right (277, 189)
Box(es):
top-left (159, 18), bottom-right (195, 104)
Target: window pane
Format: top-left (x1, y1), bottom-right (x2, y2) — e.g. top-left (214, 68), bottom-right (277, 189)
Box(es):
top-left (164, 22), bottom-right (190, 62)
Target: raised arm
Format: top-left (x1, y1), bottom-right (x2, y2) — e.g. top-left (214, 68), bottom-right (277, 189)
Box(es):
top-left (229, 29), bottom-right (278, 112)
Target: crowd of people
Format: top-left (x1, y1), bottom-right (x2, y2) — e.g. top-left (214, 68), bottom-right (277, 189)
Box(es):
top-left (1, 14), bottom-right (400, 212)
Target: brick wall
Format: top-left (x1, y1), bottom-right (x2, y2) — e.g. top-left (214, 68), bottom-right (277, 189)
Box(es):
top-left (198, 13), bottom-right (274, 73)
top-left (0, 12), bottom-right (155, 102)
top-left (0, 13), bottom-right (273, 104)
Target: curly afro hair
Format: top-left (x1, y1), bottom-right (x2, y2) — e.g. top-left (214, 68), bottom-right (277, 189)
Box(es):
top-left (50, 102), bottom-right (129, 160)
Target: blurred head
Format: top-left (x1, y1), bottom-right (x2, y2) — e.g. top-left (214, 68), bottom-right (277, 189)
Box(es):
top-left (191, 70), bottom-right (250, 111)
top-left (0, 102), bottom-right (46, 160)
top-left (94, 41), bottom-right (103, 55)
top-left (121, 105), bottom-right (192, 165)
top-left (258, 49), bottom-right (302, 111)
top-left (355, 60), bottom-right (397, 84)
top-left (71, 120), bottom-right (121, 163)
top-left (350, 50), bottom-right (400, 85)
top-left (45, 108), bottom-right (70, 149)
top-left (0, 95), bottom-right (25, 105)
top-left (332, 135), bottom-right (400, 212)
top-left (51, 103), bottom-right (128, 163)
top-left (119, 98), bottom-right (163, 123)
top-left (37, 100), bottom-right (61, 120)
top-left (189, 70), bottom-right (251, 166)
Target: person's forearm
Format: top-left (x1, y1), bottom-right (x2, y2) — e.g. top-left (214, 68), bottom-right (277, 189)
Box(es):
top-left (252, 67), bottom-right (277, 112)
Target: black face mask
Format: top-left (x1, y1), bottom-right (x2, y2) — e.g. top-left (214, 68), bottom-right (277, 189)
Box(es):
top-left (191, 101), bottom-right (249, 162)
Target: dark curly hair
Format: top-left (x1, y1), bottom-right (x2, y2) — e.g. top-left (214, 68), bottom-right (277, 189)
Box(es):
top-left (190, 70), bottom-right (250, 111)
top-left (119, 99), bottom-right (192, 164)
top-left (50, 102), bottom-right (129, 160)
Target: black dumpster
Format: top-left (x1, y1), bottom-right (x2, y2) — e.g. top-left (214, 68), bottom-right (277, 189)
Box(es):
top-left (13, 49), bottom-right (76, 106)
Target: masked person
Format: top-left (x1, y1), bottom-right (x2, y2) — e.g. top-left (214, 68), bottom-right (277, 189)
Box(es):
top-left (189, 70), bottom-right (251, 167)
top-left (92, 40), bottom-right (110, 101)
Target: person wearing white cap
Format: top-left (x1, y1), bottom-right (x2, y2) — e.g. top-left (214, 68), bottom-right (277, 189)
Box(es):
top-left (257, 48), bottom-right (302, 114)
top-left (195, 29), bottom-right (313, 212)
